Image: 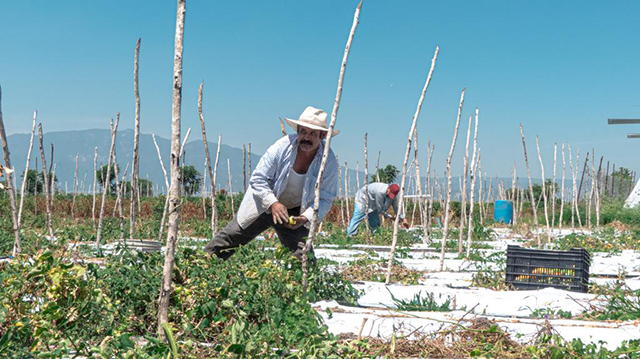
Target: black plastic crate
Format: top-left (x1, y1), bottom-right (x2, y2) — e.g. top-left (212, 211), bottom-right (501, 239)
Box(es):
top-left (505, 245), bottom-right (591, 293)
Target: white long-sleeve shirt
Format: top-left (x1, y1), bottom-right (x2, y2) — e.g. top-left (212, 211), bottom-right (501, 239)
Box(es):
top-left (236, 134), bottom-right (338, 229)
top-left (354, 182), bottom-right (404, 219)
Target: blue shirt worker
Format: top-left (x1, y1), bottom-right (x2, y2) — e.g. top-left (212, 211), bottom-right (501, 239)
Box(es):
top-left (347, 182), bottom-right (409, 236)
top-left (204, 106), bottom-right (339, 261)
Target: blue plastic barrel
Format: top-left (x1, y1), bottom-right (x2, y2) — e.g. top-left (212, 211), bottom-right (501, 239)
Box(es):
top-left (494, 200), bottom-right (513, 224)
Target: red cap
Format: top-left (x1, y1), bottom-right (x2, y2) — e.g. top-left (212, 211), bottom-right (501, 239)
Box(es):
top-left (387, 184), bottom-right (400, 199)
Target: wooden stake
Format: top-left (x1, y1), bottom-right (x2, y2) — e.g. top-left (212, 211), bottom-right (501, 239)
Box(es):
top-left (383, 46), bottom-right (439, 283)
top-left (551, 143), bottom-right (557, 229)
top-left (559, 144), bottom-right (565, 230)
top-left (211, 134), bottom-right (221, 233)
top-left (302, 1), bottom-right (362, 291)
top-left (459, 114), bottom-right (472, 253)
top-left (0, 86), bottom-right (21, 254)
top-left (520, 123), bottom-right (538, 244)
top-left (152, 133), bottom-right (170, 241)
top-left (227, 158), bottom-right (234, 213)
top-left (577, 152), bottom-right (589, 204)
top-left (71, 153), bottom-right (79, 217)
top-left (157, 0), bottom-right (186, 338)
top-left (425, 142), bottom-right (435, 241)
top-left (130, 37), bottom-right (142, 240)
top-left (438, 88), bottom-right (464, 272)
top-left (38, 124), bottom-right (54, 238)
top-left (18, 110), bottom-right (37, 228)
top-left (535, 136), bottom-right (551, 243)
top-left (242, 144), bottom-right (247, 191)
top-left (198, 82), bottom-right (217, 233)
top-left (344, 161), bottom-right (350, 220)
top-left (363, 133), bottom-right (370, 239)
top-left (375, 150), bottom-right (381, 182)
top-left (96, 114), bottom-right (120, 250)
top-left (413, 130), bottom-right (428, 244)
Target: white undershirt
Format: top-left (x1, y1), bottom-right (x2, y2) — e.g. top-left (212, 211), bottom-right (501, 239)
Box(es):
top-left (278, 167), bottom-right (305, 209)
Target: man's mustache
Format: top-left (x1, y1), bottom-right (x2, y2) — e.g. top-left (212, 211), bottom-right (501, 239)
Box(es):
top-left (300, 140), bottom-right (312, 146)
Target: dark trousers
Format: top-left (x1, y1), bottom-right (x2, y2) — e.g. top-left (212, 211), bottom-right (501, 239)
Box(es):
top-left (203, 207), bottom-right (313, 261)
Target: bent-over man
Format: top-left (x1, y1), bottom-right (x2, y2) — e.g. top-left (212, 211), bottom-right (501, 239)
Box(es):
top-left (204, 106), bottom-right (339, 260)
top-left (347, 182), bottom-right (409, 236)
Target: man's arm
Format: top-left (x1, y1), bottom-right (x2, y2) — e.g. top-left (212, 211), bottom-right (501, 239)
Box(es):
top-left (248, 136), bottom-right (287, 211)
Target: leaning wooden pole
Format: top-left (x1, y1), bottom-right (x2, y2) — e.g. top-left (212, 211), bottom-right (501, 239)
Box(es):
top-left (157, 0), bottom-right (186, 338)
top-left (438, 87), bottom-right (464, 272)
top-left (302, 1), bottom-right (362, 291)
top-left (576, 152), bottom-right (589, 204)
top-left (130, 37), bottom-right (142, 240)
top-left (535, 136), bottom-right (551, 243)
top-left (383, 47), bottom-right (439, 284)
top-left (459, 114), bottom-right (472, 253)
top-left (413, 130), bottom-right (429, 244)
top-left (152, 133), bottom-right (170, 241)
top-left (38, 124), bottom-right (54, 238)
top-left (0, 86), bottom-right (21, 254)
top-left (96, 114), bottom-right (120, 250)
top-left (198, 82), bottom-right (216, 233)
top-left (519, 123), bottom-right (539, 245)
top-left (18, 110), bottom-right (37, 228)
top-left (559, 143), bottom-right (566, 230)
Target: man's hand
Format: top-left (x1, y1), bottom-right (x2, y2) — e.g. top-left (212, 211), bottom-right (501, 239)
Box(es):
top-left (270, 202), bottom-right (289, 225)
top-left (284, 215), bottom-right (308, 230)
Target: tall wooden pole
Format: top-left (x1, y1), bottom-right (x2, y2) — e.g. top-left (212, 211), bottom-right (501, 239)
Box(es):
top-left (96, 114), bottom-right (120, 250)
top-left (520, 123), bottom-right (538, 245)
top-left (302, 1), bottom-right (362, 290)
top-left (559, 143), bottom-right (566, 230)
top-left (438, 88), bottom-right (464, 271)
top-left (198, 82), bottom-right (216, 233)
top-left (551, 143), bottom-right (557, 229)
top-left (38, 124), bottom-right (54, 238)
top-left (211, 135), bottom-right (221, 233)
top-left (92, 147), bottom-right (98, 226)
top-left (71, 153), bottom-right (79, 217)
top-left (383, 47), bottom-right (439, 283)
top-left (458, 114), bottom-right (472, 253)
top-left (535, 136), bottom-right (551, 242)
top-left (152, 133), bottom-right (170, 242)
top-left (375, 150), bottom-right (381, 182)
top-left (157, 0), bottom-right (186, 338)
top-left (0, 86), bottom-right (21, 254)
top-left (18, 110), bottom-right (37, 228)
top-left (363, 133), bottom-right (370, 240)
top-left (242, 144), bottom-right (247, 191)
top-left (413, 130), bottom-right (428, 244)
top-left (466, 108), bottom-right (479, 257)
top-left (130, 38), bottom-right (141, 240)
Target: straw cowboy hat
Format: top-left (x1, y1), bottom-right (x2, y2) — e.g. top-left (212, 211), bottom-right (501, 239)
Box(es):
top-left (285, 106), bottom-right (340, 137)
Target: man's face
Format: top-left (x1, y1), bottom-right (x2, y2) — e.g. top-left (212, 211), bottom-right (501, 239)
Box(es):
top-left (297, 126), bottom-right (326, 153)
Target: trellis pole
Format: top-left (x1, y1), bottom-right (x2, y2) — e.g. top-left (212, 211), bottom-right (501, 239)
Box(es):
top-left (0, 86), bottom-right (21, 254)
top-left (535, 136), bottom-right (551, 243)
top-left (157, 0), bottom-right (186, 338)
top-left (38, 124), bottom-right (54, 238)
top-left (458, 114), bottom-right (472, 253)
top-left (96, 115), bottom-right (120, 250)
top-left (18, 111), bottom-right (37, 228)
top-left (520, 124), bottom-right (538, 245)
top-left (559, 144), bottom-right (566, 230)
top-left (383, 47), bottom-right (439, 283)
top-left (130, 38), bottom-right (142, 241)
top-left (301, 1), bottom-right (363, 290)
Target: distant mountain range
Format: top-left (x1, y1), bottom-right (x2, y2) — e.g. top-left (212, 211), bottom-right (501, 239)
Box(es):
top-left (1, 129), bottom-right (557, 198)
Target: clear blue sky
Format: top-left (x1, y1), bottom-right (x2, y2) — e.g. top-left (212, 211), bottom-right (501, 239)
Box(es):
top-left (1, 0), bottom-right (638, 179)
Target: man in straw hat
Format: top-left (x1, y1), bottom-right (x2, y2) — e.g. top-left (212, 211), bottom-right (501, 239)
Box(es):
top-left (204, 106), bottom-right (339, 261)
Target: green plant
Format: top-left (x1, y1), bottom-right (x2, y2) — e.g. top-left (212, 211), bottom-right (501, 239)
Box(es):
top-left (387, 288), bottom-right (458, 312)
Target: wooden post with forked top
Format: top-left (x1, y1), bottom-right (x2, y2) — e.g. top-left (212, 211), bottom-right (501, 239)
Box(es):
top-left (301, 1), bottom-right (363, 291)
